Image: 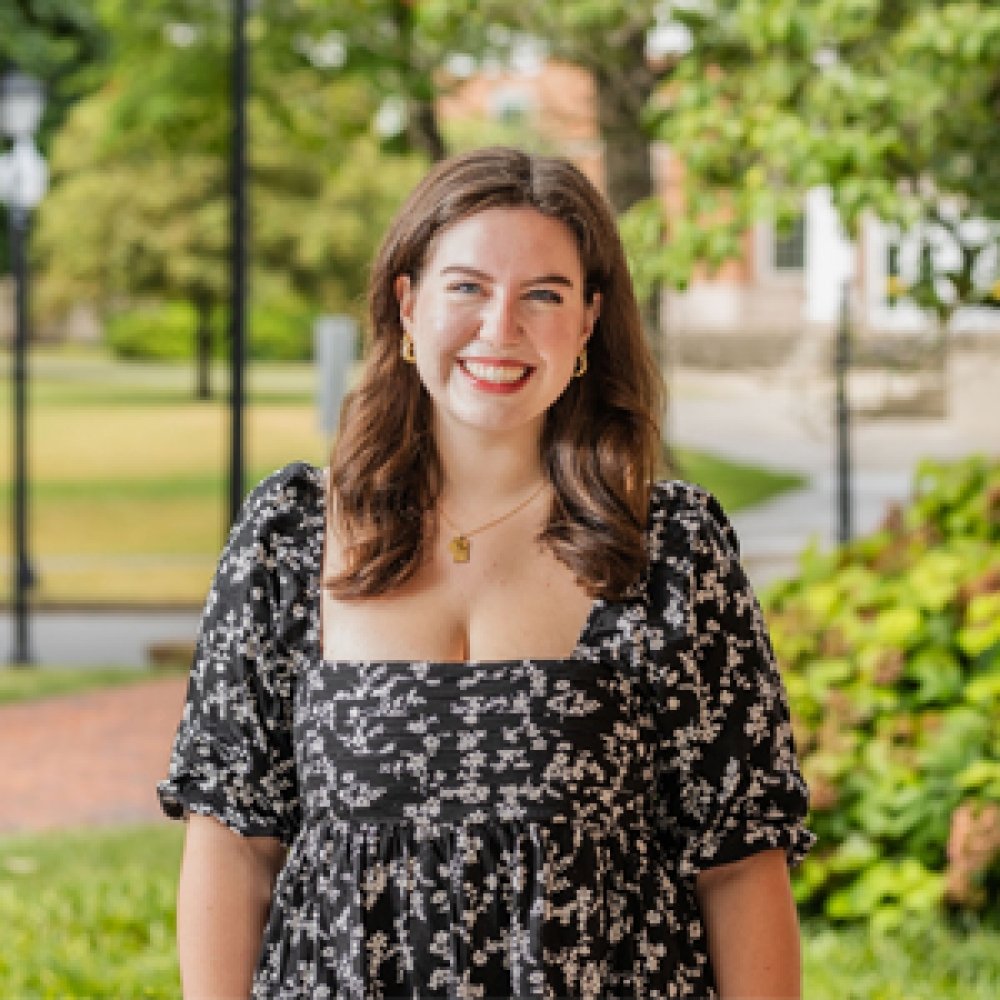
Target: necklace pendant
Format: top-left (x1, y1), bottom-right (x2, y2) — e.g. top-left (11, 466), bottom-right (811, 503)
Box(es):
top-left (448, 534), bottom-right (471, 563)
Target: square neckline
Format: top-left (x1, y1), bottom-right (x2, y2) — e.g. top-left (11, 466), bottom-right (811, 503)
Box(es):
top-left (318, 593), bottom-right (606, 670)
top-left (314, 466), bottom-right (610, 668)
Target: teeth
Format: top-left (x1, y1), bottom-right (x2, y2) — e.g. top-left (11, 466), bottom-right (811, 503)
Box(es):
top-left (462, 361), bottom-right (530, 383)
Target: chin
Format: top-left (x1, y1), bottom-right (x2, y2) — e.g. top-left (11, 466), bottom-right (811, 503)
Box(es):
top-left (450, 404), bottom-right (547, 437)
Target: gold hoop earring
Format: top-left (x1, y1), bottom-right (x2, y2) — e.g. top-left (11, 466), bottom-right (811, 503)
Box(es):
top-left (572, 348), bottom-right (588, 378)
top-left (401, 331), bottom-right (416, 364)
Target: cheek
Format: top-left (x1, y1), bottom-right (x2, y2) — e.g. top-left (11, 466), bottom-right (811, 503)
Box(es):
top-left (412, 304), bottom-right (475, 375)
top-left (533, 325), bottom-right (584, 369)
top-left (415, 300), bottom-right (477, 353)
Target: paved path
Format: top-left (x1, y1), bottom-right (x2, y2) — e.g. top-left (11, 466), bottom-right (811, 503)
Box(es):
top-left (671, 351), bottom-right (1000, 586)
top-left (0, 609), bottom-right (200, 671)
top-left (0, 675), bottom-right (187, 835)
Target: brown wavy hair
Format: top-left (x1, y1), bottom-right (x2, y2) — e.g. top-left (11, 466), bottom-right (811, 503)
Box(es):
top-left (326, 146), bottom-right (663, 600)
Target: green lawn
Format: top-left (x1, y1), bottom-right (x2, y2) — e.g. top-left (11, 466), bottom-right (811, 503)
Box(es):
top-left (676, 447), bottom-right (806, 512)
top-left (0, 352), bottom-right (332, 603)
top-left (0, 823), bottom-right (996, 998)
top-left (801, 916), bottom-right (1000, 1000)
top-left (0, 349), bottom-right (806, 605)
top-left (0, 824), bottom-right (182, 998)
top-left (0, 665), bottom-right (177, 707)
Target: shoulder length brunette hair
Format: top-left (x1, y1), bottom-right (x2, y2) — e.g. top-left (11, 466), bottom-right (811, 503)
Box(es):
top-left (327, 146), bottom-right (663, 601)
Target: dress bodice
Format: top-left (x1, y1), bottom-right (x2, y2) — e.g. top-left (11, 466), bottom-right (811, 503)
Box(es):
top-left (158, 462), bottom-right (814, 999)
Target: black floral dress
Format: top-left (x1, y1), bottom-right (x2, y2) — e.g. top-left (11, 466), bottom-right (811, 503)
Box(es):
top-left (158, 462), bottom-right (813, 999)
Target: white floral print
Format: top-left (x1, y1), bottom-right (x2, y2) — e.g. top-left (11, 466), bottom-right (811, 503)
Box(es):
top-left (159, 463), bottom-right (813, 998)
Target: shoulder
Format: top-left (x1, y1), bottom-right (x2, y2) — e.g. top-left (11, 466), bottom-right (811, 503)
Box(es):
top-left (222, 461), bottom-right (326, 574)
top-left (240, 460), bottom-right (326, 523)
top-left (647, 479), bottom-right (740, 565)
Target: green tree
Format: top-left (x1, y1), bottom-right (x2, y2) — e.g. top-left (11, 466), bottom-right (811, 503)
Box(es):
top-left (466, 1), bottom-right (661, 212)
top-left (0, 0), bottom-right (106, 128)
top-left (34, 85), bottom-right (229, 398)
top-left (0, 0), bottom-right (108, 272)
top-left (34, 0), bottom-right (424, 397)
top-left (284, 0), bottom-right (502, 162)
top-left (459, 0), bottom-right (688, 360)
top-left (636, 0), bottom-right (1000, 320)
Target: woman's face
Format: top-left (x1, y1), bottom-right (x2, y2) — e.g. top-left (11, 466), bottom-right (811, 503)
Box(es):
top-left (395, 207), bottom-right (600, 441)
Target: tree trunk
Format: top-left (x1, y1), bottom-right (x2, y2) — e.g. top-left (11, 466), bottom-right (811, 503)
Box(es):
top-left (194, 298), bottom-right (213, 401)
top-left (592, 29), bottom-right (664, 369)
top-left (594, 31), bottom-right (655, 214)
top-left (390, 0), bottom-right (447, 163)
top-left (408, 99), bottom-right (447, 162)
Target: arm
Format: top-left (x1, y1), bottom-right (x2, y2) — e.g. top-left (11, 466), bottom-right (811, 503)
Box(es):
top-left (177, 814), bottom-right (286, 999)
top-left (696, 848), bottom-right (801, 1000)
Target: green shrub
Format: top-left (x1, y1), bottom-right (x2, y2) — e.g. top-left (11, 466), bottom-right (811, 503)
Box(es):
top-left (247, 300), bottom-right (313, 361)
top-left (105, 300), bottom-right (313, 362)
top-left (766, 456), bottom-right (1000, 928)
top-left (105, 302), bottom-right (207, 361)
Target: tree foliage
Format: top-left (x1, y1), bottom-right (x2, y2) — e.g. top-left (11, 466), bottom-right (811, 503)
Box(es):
top-left (0, 0), bottom-right (108, 272)
top-left (0, 0), bottom-right (107, 119)
top-left (633, 0), bottom-right (1000, 313)
top-left (283, 0), bottom-right (504, 162)
top-left (32, 0), bottom-right (425, 394)
top-left (29, 0), bottom-right (1000, 364)
top-left (469, 0), bottom-right (665, 212)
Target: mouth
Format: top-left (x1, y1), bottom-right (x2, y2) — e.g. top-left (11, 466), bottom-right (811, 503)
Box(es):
top-left (457, 358), bottom-right (534, 390)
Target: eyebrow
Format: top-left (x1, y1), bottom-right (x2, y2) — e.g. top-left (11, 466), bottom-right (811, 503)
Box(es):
top-left (439, 265), bottom-right (575, 288)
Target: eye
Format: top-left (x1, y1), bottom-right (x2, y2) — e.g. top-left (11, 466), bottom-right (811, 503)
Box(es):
top-left (448, 280), bottom-right (481, 295)
top-left (526, 288), bottom-right (564, 304)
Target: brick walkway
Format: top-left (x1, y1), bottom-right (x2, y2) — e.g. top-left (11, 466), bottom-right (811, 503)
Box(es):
top-left (0, 675), bottom-right (188, 835)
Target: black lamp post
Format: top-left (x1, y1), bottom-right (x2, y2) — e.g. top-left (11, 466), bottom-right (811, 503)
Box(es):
top-left (835, 278), bottom-right (853, 544)
top-left (228, 0), bottom-right (248, 526)
top-left (0, 69), bottom-right (47, 666)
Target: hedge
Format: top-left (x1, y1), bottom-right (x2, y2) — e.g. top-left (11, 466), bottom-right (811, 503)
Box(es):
top-left (105, 299), bottom-right (315, 362)
top-left (767, 456), bottom-right (1000, 929)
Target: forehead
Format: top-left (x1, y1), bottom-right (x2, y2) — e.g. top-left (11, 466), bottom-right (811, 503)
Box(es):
top-left (423, 207), bottom-right (584, 275)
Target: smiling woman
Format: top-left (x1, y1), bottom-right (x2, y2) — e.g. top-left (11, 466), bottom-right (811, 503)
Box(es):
top-left (394, 208), bottom-right (598, 432)
top-left (330, 147), bottom-right (662, 607)
top-left (158, 147), bottom-right (813, 999)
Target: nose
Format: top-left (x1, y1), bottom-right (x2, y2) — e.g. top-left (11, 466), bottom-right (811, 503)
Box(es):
top-left (479, 291), bottom-right (521, 347)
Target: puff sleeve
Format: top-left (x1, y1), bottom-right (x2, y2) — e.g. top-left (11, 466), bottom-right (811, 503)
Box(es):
top-left (652, 484), bottom-right (814, 879)
top-left (157, 463), bottom-right (323, 846)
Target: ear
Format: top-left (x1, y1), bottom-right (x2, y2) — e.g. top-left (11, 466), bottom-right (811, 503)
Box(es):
top-left (582, 291), bottom-right (602, 346)
top-left (395, 274), bottom-right (415, 331)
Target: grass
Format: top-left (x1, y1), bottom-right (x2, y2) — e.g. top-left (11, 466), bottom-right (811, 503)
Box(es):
top-left (0, 349), bottom-right (807, 605)
top-left (676, 447), bottom-right (806, 512)
top-left (0, 824), bottom-right (182, 998)
top-left (0, 823), bottom-right (997, 999)
top-left (0, 665), bottom-right (172, 707)
top-left (0, 351), bottom-right (328, 604)
top-left (801, 916), bottom-right (1000, 1000)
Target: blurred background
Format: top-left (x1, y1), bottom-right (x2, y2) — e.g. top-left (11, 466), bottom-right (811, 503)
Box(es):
top-left (0, 1), bottom-right (998, 996)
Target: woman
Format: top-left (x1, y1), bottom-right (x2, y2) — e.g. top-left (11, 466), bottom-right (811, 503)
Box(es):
top-left (159, 146), bottom-right (813, 998)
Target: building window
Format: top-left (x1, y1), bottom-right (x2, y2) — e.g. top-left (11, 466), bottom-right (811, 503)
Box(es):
top-left (773, 215), bottom-right (805, 270)
top-left (886, 240), bottom-right (904, 305)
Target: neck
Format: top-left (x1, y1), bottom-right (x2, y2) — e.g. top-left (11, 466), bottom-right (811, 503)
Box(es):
top-left (432, 414), bottom-right (547, 520)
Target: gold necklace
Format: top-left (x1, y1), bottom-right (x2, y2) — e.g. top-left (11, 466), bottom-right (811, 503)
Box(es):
top-left (438, 481), bottom-right (548, 563)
